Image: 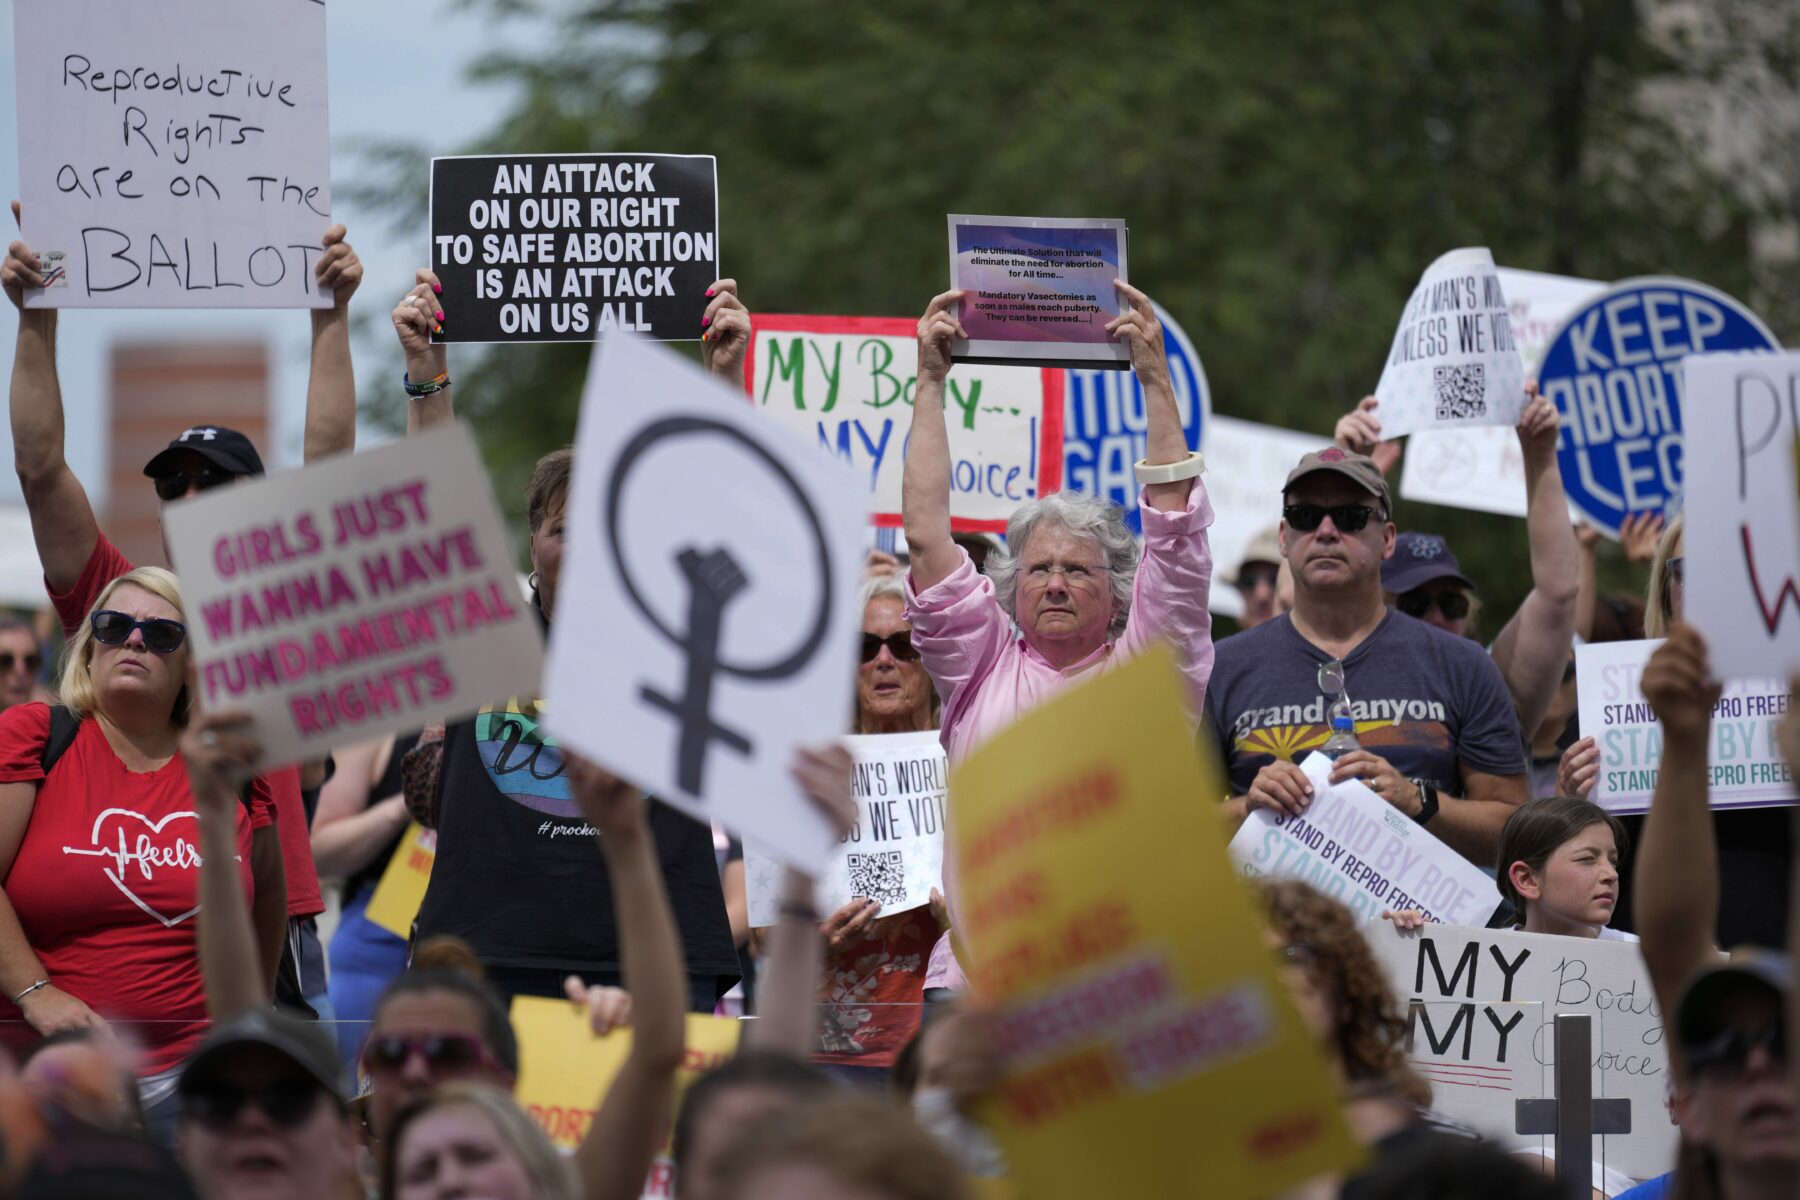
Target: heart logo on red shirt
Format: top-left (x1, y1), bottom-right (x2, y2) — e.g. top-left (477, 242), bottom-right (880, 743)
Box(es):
top-left (61, 808), bottom-right (207, 928)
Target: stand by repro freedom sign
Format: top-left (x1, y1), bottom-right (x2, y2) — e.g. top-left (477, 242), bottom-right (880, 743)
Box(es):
top-left (1537, 278), bottom-right (1778, 536)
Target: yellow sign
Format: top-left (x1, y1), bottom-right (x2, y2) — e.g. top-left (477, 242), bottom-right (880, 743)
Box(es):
top-left (512, 997), bottom-right (740, 1170)
top-left (952, 647), bottom-right (1359, 1198)
top-left (364, 823), bottom-right (437, 938)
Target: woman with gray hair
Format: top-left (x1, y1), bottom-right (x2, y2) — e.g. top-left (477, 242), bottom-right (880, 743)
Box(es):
top-left (899, 280), bottom-right (1216, 994)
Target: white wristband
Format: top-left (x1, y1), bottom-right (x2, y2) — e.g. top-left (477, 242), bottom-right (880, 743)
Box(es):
top-left (1133, 451), bottom-right (1207, 486)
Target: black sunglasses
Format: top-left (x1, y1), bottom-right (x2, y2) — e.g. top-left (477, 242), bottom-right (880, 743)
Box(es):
top-left (1283, 503), bottom-right (1383, 534)
top-left (1685, 1022), bottom-right (1786, 1079)
top-left (0, 652), bottom-right (40, 674)
top-left (183, 1077), bottom-right (330, 1131)
top-left (860, 632), bottom-right (919, 664)
top-left (1236, 563), bottom-right (1279, 592)
top-left (1397, 590), bottom-right (1472, 621)
top-left (360, 1033), bottom-right (502, 1078)
top-left (152, 463), bottom-right (237, 502)
top-left (90, 610), bottom-right (187, 654)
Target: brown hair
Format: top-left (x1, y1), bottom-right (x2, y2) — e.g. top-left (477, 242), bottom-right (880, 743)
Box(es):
top-left (1258, 878), bottom-right (1431, 1106)
top-left (712, 1092), bottom-right (970, 1200)
top-left (1495, 796), bottom-right (1628, 918)
top-left (525, 448), bottom-right (573, 534)
top-left (380, 1083), bottom-right (574, 1200)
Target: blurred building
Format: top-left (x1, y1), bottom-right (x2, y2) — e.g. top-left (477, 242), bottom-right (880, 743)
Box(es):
top-left (104, 341), bottom-right (271, 568)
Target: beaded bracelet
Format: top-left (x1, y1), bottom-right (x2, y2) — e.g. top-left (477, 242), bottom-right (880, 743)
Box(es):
top-left (403, 369), bottom-right (452, 398)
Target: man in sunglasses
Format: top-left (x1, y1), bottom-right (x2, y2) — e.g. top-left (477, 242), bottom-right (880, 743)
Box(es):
top-left (1382, 532), bottom-right (1476, 636)
top-left (0, 615), bottom-right (44, 713)
top-left (1207, 447), bottom-right (1528, 867)
top-left (176, 1010), bottom-right (357, 1200)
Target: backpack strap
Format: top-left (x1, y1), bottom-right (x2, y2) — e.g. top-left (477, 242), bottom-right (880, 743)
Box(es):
top-left (40, 706), bottom-right (82, 780)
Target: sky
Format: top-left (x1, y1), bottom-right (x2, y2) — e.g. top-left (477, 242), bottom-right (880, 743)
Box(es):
top-left (0, 3), bottom-right (535, 511)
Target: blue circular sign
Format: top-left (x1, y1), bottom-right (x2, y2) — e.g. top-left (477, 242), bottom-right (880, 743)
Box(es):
top-left (1061, 303), bottom-right (1210, 534)
top-left (1538, 276), bottom-right (1778, 536)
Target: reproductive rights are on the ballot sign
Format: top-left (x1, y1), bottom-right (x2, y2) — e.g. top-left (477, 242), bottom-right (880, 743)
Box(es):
top-left (162, 424), bottom-right (546, 767)
top-left (1576, 639), bottom-right (1791, 814)
top-left (746, 315), bottom-right (1063, 532)
top-left (1372, 248), bottom-right (1525, 440)
top-left (948, 215), bottom-right (1131, 369)
top-left (13, 0), bottom-right (332, 308)
top-left (430, 153), bottom-right (719, 343)
top-left (1537, 278), bottom-right (1780, 537)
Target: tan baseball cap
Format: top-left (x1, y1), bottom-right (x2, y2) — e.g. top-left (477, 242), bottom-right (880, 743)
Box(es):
top-left (1283, 447), bottom-right (1392, 512)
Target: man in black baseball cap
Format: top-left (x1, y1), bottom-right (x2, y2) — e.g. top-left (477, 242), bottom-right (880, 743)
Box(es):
top-left (142, 426), bottom-right (268, 500)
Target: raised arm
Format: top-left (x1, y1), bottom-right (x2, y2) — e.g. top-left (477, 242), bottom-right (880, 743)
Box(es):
top-left (1572, 524), bottom-right (1600, 642)
top-left (184, 709), bottom-right (272, 1019)
top-left (1333, 395), bottom-right (1403, 476)
top-left (310, 737), bottom-right (408, 880)
top-left (1636, 625), bottom-right (1722, 1046)
top-left (303, 225), bottom-right (363, 461)
top-left (902, 291), bottom-right (964, 592)
top-left (563, 753), bottom-right (687, 1200)
top-left (700, 278), bottom-right (749, 382)
top-left (392, 269), bottom-right (454, 433)
top-left (1489, 389), bottom-right (1580, 734)
top-left (1110, 281), bottom-right (1192, 513)
top-left (5, 216), bottom-right (98, 594)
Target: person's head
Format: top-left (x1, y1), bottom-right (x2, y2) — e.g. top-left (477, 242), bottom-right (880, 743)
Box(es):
top-left (672, 1051), bottom-right (832, 1200)
top-left (711, 1092), bottom-right (970, 1200)
top-left (1382, 532), bottom-right (1479, 638)
top-left (143, 426), bottom-right (266, 560)
top-left (1673, 953), bottom-right (1795, 1181)
top-left (176, 1011), bottom-right (355, 1200)
top-left (0, 616), bottom-right (42, 711)
top-left (363, 967), bottom-right (519, 1142)
top-left (525, 448), bottom-right (572, 622)
top-left (856, 575), bottom-right (936, 734)
top-left (1258, 879), bottom-right (1427, 1103)
top-left (382, 1083), bottom-right (575, 1200)
top-left (987, 492), bottom-right (1138, 661)
top-left (1496, 797), bottom-right (1627, 937)
top-left (1279, 449), bottom-right (1396, 605)
top-left (58, 567), bottom-right (190, 727)
top-left (1645, 513), bottom-right (1686, 637)
top-left (1232, 526), bottom-right (1282, 630)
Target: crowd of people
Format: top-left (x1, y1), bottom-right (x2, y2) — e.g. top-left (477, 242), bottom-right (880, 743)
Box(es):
top-left (0, 209), bottom-right (1787, 1200)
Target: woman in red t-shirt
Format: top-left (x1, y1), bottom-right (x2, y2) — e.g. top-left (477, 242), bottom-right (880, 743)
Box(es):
top-left (0, 567), bottom-right (259, 1111)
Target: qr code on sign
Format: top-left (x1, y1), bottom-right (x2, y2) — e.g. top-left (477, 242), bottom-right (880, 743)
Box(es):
top-left (1434, 363), bottom-right (1486, 420)
top-left (847, 851), bottom-right (908, 908)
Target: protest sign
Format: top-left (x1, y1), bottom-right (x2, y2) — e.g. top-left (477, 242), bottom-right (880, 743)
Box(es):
top-left (512, 998), bottom-right (740, 1196)
top-left (1228, 753), bottom-right (1501, 925)
top-left (1373, 248), bottom-right (1526, 441)
top-left (14, 0), bottom-right (332, 308)
top-left (948, 215), bottom-right (1130, 369)
top-left (1368, 923), bottom-right (1680, 1183)
top-left (1197, 416), bottom-right (1322, 619)
top-left (953, 647), bottom-right (1358, 1198)
top-left (364, 823), bottom-right (437, 939)
top-left (1400, 268), bottom-right (1607, 518)
top-left (1576, 638), bottom-right (1791, 813)
top-left (1538, 278), bottom-right (1780, 537)
top-left (547, 332), bottom-right (866, 874)
top-left (163, 423), bottom-right (545, 767)
top-left (745, 315), bottom-right (1062, 532)
top-left (744, 731), bottom-right (946, 925)
top-left (1683, 352), bottom-right (1800, 681)
top-left (430, 154), bottom-right (718, 343)
top-left (1062, 302), bottom-right (1212, 537)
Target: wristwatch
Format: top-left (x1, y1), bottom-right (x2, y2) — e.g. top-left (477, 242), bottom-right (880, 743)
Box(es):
top-left (1410, 779), bottom-right (1439, 826)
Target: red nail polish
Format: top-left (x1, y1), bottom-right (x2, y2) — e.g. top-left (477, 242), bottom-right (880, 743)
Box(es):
top-left (705, 288), bottom-right (715, 297)
top-left (432, 283), bottom-right (442, 294)
top-left (435, 311), bottom-right (445, 321)
top-left (701, 316), bottom-right (711, 327)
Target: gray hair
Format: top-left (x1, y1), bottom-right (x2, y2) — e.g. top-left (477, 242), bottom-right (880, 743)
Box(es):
top-left (988, 492), bottom-right (1139, 638)
top-left (859, 572), bottom-right (908, 613)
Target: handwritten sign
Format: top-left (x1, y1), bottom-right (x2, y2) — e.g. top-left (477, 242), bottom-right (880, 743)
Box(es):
top-left (1578, 641), bottom-right (1794, 815)
top-left (547, 332), bottom-right (866, 874)
top-left (1683, 352), bottom-right (1800, 681)
top-left (745, 316), bottom-right (1063, 532)
top-left (364, 823), bottom-right (437, 939)
top-left (744, 731), bottom-right (946, 925)
top-left (430, 153), bottom-right (718, 342)
top-left (953, 648), bottom-right (1357, 1199)
top-left (14, 0), bottom-right (333, 309)
top-left (512, 998), bottom-right (740, 1197)
top-left (1228, 753), bottom-right (1501, 925)
top-left (948, 215), bottom-right (1130, 369)
top-left (1368, 924), bottom-right (1680, 1183)
top-left (1373, 248), bottom-right (1525, 440)
top-left (162, 423), bottom-right (546, 767)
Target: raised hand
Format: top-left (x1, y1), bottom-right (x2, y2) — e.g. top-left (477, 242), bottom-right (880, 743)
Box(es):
top-left (916, 290), bottom-right (965, 385)
top-left (564, 752), bottom-right (647, 840)
top-left (700, 278), bottom-right (750, 379)
top-left (1641, 624), bottom-right (1721, 745)
top-left (1106, 280), bottom-right (1170, 389)
top-left (391, 268), bottom-right (449, 381)
top-left (180, 709), bottom-right (265, 815)
top-left (1619, 512), bottom-right (1667, 566)
top-left (790, 742), bottom-right (856, 842)
top-left (1335, 396), bottom-right (1401, 475)
top-left (2, 211), bottom-right (44, 312)
top-left (315, 225), bottom-right (363, 310)
top-left (1515, 383), bottom-right (1560, 458)
top-left (1558, 736), bottom-right (1598, 798)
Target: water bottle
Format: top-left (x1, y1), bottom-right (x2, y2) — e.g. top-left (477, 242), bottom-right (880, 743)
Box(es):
top-left (1320, 712), bottom-right (1361, 760)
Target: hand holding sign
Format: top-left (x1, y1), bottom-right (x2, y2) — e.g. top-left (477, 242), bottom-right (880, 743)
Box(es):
top-left (1373, 248), bottom-right (1525, 440)
top-left (700, 278), bottom-right (749, 378)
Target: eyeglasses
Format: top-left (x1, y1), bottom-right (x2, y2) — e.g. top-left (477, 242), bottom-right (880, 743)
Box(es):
top-left (360, 1033), bottom-right (503, 1079)
top-left (183, 1078), bottom-right (331, 1131)
top-left (152, 464), bottom-right (237, 502)
top-left (1236, 564), bottom-right (1279, 593)
top-left (90, 611), bottom-right (187, 654)
top-left (1685, 1022), bottom-right (1786, 1079)
top-left (1666, 556), bottom-right (1685, 586)
top-left (860, 632), bottom-right (919, 664)
top-left (1283, 503), bottom-right (1383, 533)
top-left (1397, 590), bottom-right (1472, 621)
top-left (0, 652), bottom-right (40, 674)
